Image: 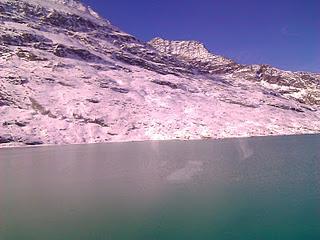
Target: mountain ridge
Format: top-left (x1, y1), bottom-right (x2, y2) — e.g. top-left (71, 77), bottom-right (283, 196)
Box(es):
top-left (149, 37), bottom-right (320, 105)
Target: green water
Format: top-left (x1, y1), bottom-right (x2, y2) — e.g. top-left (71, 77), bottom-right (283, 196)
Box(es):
top-left (0, 135), bottom-right (319, 240)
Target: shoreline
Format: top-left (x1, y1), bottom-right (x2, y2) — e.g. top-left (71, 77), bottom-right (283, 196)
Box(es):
top-left (1, 132), bottom-right (319, 150)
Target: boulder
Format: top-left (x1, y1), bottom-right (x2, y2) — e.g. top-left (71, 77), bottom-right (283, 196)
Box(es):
top-left (24, 138), bottom-right (44, 146)
top-left (0, 134), bottom-right (14, 144)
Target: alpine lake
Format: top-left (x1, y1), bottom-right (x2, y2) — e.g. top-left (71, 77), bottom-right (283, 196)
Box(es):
top-left (0, 134), bottom-right (319, 240)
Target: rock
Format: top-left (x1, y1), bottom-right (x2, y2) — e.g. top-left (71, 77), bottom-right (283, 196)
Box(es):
top-left (91, 118), bottom-right (108, 127)
top-left (149, 37), bottom-right (234, 65)
top-left (5, 76), bottom-right (29, 85)
top-left (44, 10), bottom-right (98, 32)
top-left (57, 81), bottom-right (74, 87)
top-left (268, 104), bottom-right (304, 113)
top-left (151, 80), bottom-right (179, 89)
top-left (99, 79), bottom-right (117, 88)
top-left (24, 139), bottom-right (44, 146)
top-left (110, 87), bottom-right (129, 94)
top-left (16, 49), bottom-right (48, 61)
top-left (0, 94), bottom-right (13, 107)
top-left (15, 120), bottom-right (28, 127)
top-left (3, 120), bottom-right (15, 126)
top-left (0, 99), bottom-right (10, 107)
top-left (151, 80), bottom-right (191, 92)
top-left (0, 134), bottom-right (14, 144)
top-left (2, 120), bottom-right (29, 127)
top-left (86, 98), bottom-right (100, 103)
top-left (52, 44), bottom-right (105, 63)
top-left (0, 32), bottom-right (52, 47)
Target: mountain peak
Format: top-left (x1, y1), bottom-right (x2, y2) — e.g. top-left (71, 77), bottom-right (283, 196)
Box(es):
top-left (149, 37), bottom-right (234, 65)
top-left (48, 0), bottom-right (81, 5)
top-left (11, 0), bottom-right (84, 8)
top-left (2, 0), bottom-right (103, 20)
top-left (149, 37), bottom-right (210, 60)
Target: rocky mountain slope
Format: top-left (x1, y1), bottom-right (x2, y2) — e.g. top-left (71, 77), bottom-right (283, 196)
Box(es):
top-left (149, 37), bottom-right (320, 106)
top-left (0, 0), bottom-right (319, 147)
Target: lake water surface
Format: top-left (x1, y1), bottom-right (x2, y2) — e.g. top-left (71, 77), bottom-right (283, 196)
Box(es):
top-left (0, 135), bottom-right (319, 239)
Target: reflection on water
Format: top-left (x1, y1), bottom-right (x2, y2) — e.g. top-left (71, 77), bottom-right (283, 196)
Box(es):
top-left (0, 135), bottom-right (319, 240)
top-left (167, 160), bottom-right (203, 182)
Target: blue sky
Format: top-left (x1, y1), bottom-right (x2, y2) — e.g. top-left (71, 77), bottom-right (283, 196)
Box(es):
top-left (82, 0), bottom-right (319, 72)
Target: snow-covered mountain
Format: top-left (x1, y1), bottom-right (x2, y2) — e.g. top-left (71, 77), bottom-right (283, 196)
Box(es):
top-left (149, 37), bottom-right (320, 106)
top-left (0, 0), bottom-right (319, 147)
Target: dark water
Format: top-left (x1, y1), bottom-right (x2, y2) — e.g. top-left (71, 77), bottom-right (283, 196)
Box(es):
top-left (0, 135), bottom-right (319, 240)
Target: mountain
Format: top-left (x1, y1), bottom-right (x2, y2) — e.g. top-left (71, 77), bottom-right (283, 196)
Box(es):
top-left (0, 0), bottom-right (319, 147)
top-left (149, 37), bottom-right (320, 105)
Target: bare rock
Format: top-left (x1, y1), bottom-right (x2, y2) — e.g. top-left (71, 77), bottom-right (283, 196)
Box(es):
top-left (0, 134), bottom-right (14, 144)
top-left (24, 138), bottom-right (44, 146)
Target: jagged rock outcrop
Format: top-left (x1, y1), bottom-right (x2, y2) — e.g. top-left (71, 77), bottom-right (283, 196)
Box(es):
top-left (149, 37), bottom-right (234, 65)
top-left (0, 0), bottom-right (319, 147)
top-left (149, 37), bottom-right (240, 75)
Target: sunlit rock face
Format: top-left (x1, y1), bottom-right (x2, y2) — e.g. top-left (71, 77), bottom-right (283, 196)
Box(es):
top-left (0, 0), bottom-right (319, 147)
top-left (149, 37), bottom-right (234, 65)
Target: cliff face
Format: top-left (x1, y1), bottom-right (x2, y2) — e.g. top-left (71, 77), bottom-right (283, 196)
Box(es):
top-left (0, 0), bottom-right (319, 147)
